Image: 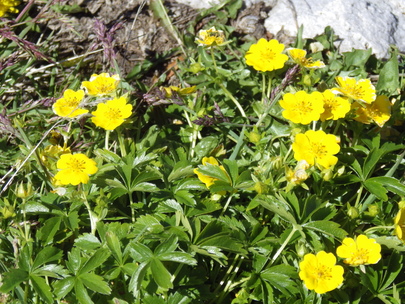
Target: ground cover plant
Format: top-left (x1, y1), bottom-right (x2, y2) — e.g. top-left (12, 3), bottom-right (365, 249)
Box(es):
top-left (1, 0), bottom-right (405, 303)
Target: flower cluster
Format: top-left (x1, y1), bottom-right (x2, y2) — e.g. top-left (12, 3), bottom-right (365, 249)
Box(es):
top-left (195, 27), bottom-right (226, 48)
top-left (52, 73), bottom-right (133, 131)
top-left (300, 235), bottom-right (381, 294)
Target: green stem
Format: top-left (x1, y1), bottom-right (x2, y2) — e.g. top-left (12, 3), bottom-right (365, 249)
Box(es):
top-left (270, 226), bottom-right (297, 265)
top-left (220, 194), bottom-right (233, 216)
top-left (217, 83), bottom-right (247, 119)
top-left (354, 185), bottom-right (364, 209)
top-left (116, 129), bottom-right (127, 157)
top-left (105, 130), bottom-right (110, 150)
top-left (210, 49), bottom-right (218, 74)
top-left (81, 192), bottom-right (97, 235)
top-left (262, 72), bottom-right (266, 103)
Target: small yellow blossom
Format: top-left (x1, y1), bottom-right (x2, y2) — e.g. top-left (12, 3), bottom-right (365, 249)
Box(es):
top-left (91, 96), bottom-right (133, 130)
top-left (245, 38), bottom-right (288, 72)
top-left (320, 89), bottom-right (351, 121)
top-left (0, 0), bottom-right (20, 17)
top-left (299, 251), bottom-right (344, 294)
top-left (54, 153), bottom-right (98, 186)
top-left (286, 160), bottom-right (310, 185)
top-left (279, 91), bottom-right (324, 124)
top-left (394, 207), bottom-right (405, 242)
top-left (293, 130), bottom-right (340, 169)
top-left (287, 48), bottom-right (325, 69)
top-left (81, 73), bottom-right (120, 96)
top-left (336, 235), bottom-right (381, 266)
top-left (195, 27), bottom-right (226, 47)
top-left (194, 157), bottom-right (228, 189)
top-left (52, 89), bottom-right (88, 118)
top-left (332, 76), bottom-right (376, 103)
top-left (163, 86), bottom-right (197, 98)
top-left (351, 95), bottom-right (391, 127)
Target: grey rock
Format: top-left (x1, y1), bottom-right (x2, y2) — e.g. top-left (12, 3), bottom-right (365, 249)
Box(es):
top-left (174, 0), bottom-right (405, 58)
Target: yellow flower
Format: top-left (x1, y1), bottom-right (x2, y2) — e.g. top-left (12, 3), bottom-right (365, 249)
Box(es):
top-left (293, 130), bottom-right (340, 169)
top-left (279, 91), bottom-right (324, 124)
top-left (351, 95), bottom-right (391, 127)
top-left (54, 153), bottom-right (98, 186)
top-left (162, 86), bottom-right (197, 98)
top-left (319, 89), bottom-right (351, 121)
top-left (194, 157), bottom-right (227, 189)
top-left (336, 235), bottom-right (381, 266)
top-left (91, 96), bottom-right (133, 130)
top-left (0, 0), bottom-right (20, 17)
top-left (195, 27), bottom-right (226, 47)
top-left (287, 48), bottom-right (325, 69)
top-left (332, 76), bottom-right (376, 103)
top-left (52, 89), bottom-right (88, 118)
top-left (394, 207), bottom-right (405, 242)
top-left (299, 251), bottom-right (344, 294)
top-left (245, 38), bottom-right (288, 72)
top-left (81, 73), bottom-right (120, 96)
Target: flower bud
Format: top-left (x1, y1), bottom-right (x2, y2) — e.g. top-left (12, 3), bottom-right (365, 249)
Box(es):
top-left (347, 205), bottom-right (359, 219)
top-left (16, 182), bottom-right (33, 199)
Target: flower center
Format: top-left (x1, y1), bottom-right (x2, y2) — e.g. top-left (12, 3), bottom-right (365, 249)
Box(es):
top-left (106, 108), bottom-right (121, 120)
top-left (351, 248), bottom-right (369, 264)
top-left (313, 265), bottom-right (333, 280)
top-left (261, 48), bottom-right (276, 61)
top-left (346, 85), bottom-right (365, 99)
top-left (311, 142), bottom-right (327, 157)
top-left (68, 158), bottom-right (86, 172)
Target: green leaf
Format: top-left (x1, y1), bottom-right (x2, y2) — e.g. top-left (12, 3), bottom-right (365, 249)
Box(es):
top-left (129, 242), bottom-right (154, 262)
top-left (37, 216), bottom-right (62, 245)
top-left (128, 262), bottom-right (149, 296)
top-left (376, 48), bottom-right (399, 94)
top-left (343, 48), bottom-right (372, 67)
top-left (369, 176), bottom-right (405, 197)
top-left (131, 182), bottom-right (160, 192)
top-left (32, 246), bottom-right (62, 270)
top-left (379, 251), bottom-right (403, 291)
top-left (30, 274), bottom-right (53, 304)
top-left (53, 276), bottom-right (75, 299)
top-left (363, 179), bottom-right (388, 201)
top-left (168, 161), bottom-right (194, 182)
top-left (302, 220), bottom-right (348, 240)
top-left (150, 258), bottom-right (173, 290)
top-left (256, 196), bottom-right (297, 225)
top-left (174, 189), bottom-right (196, 207)
top-left (106, 231), bottom-right (123, 265)
top-left (75, 279), bottom-right (94, 304)
top-left (0, 269), bottom-right (29, 293)
top-left (157, 252), bottom-right (197, 265)
top-left (74, 233), bottom-right (101, 251)
top-left (79, 248), bottom-right (110, 274)
top-left (79, 272), bottom-right (112, 295)
top-left (260, 264), bottom-right (299, 296)
top-left (154, 234), bottom-right (178, 255)
top-left (66, 247), bottom-right (81, 274)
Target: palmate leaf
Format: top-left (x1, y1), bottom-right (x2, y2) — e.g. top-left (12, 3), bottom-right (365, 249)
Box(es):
top-left (32, 246), bottom-right (62, 270)
top-left (260, 264), bottom-right (299, 296)
top-left (53, 276), bottom-right (75, 299)
top-left (79, 272), bottom-right (111, 295)
top-left (0, 268), bottom-right (29, 293)
top-left (150, 258), bottom-right (173, 290)
top-left (30, 274), bottom-right (53, 304)
top-left (302, 220), bottom-right (348, 240)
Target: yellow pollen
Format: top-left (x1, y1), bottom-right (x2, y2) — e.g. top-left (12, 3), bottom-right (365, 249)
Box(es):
top-left (313, 265), bottom-right (332, 280)
top-left (106, 108), bottom-right (121, 119)
top-left (68, 159), bottom-right (86, 172)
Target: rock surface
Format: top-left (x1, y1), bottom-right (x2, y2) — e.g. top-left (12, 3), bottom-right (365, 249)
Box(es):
top-left (174, 0), bottom-right (405, 58)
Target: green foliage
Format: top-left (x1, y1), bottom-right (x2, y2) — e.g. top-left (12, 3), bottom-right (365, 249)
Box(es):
top-left (0, 1), bottom-right (405, 304)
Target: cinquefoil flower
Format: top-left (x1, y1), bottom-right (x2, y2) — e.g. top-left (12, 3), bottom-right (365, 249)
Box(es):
top-left (163, 86), bottom-right (197, 98)
top-left (245, 38), bottom-right (288, 72)
top-left (0, 0), bottom-right (20, 17)
top-left (332, 76), bottom-right (376, 104)
top-left (299, 251), bottom-right (344, 294)
top-left (287, 48), bottom-right (325, 69)
top-left (394, 207), bottom-right (405, 243)
top-left (279, 91), bottom-right (324, 124)
top-left (53, 89), bottom-right (88, 118)
top-left (336, 235), bottom-right (381, 266)
top-left (54, 153), bottom-right (98, 186)
top-left (194, 157), bottom-right (228, 189)
top-left (81, 73), bottom-right (120, 96)
top-left (351, 95), bottom-right (391, 127)
top-left (293, 130), bottom-right (340, 169)
top-left (320, 89), bottom-right (351, 121)
top-left (91, 96), bottom-right (133, 130)
top-left (195, 27), bottom-right (226, 47)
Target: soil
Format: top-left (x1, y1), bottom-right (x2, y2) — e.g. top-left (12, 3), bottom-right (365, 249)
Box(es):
top-left (44, 0), bottom-right (277, 87)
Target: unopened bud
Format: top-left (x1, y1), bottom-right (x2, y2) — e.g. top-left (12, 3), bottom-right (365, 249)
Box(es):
top-left (16, 182), bottom-right (33, 199)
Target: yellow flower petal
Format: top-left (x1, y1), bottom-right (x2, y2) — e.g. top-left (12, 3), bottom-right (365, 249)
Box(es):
top-left (91, 96), bottom-right (133, 130)
top-left (81, 73), bottom-right (120, 96)
top-left (394, 207), bottom-right (405, 242)
top-left (0, 0), bottom-right (20, 17)
top-left (288, 48), bottom-right (325, 69)
top-left (54, 153), bottom-right (98, 186)
top-left (336, 235), bottom-right (381, 266)
top-left (299, 251), bottom-right (344, 294)
top-left (53, 89), bottom-right (87, 118)
top-left (332, 76), bottom-right (376, 103)
top-left (245, 39), bottom-right (288, 72)
top-left (293, 130), bottom-right (340, 169)
top-left (280, 91), bottom-right (324, 124)
top-left (195, 27), bottom-right (226, 47)
top-left (320, 90), bottom-right (351, 121)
